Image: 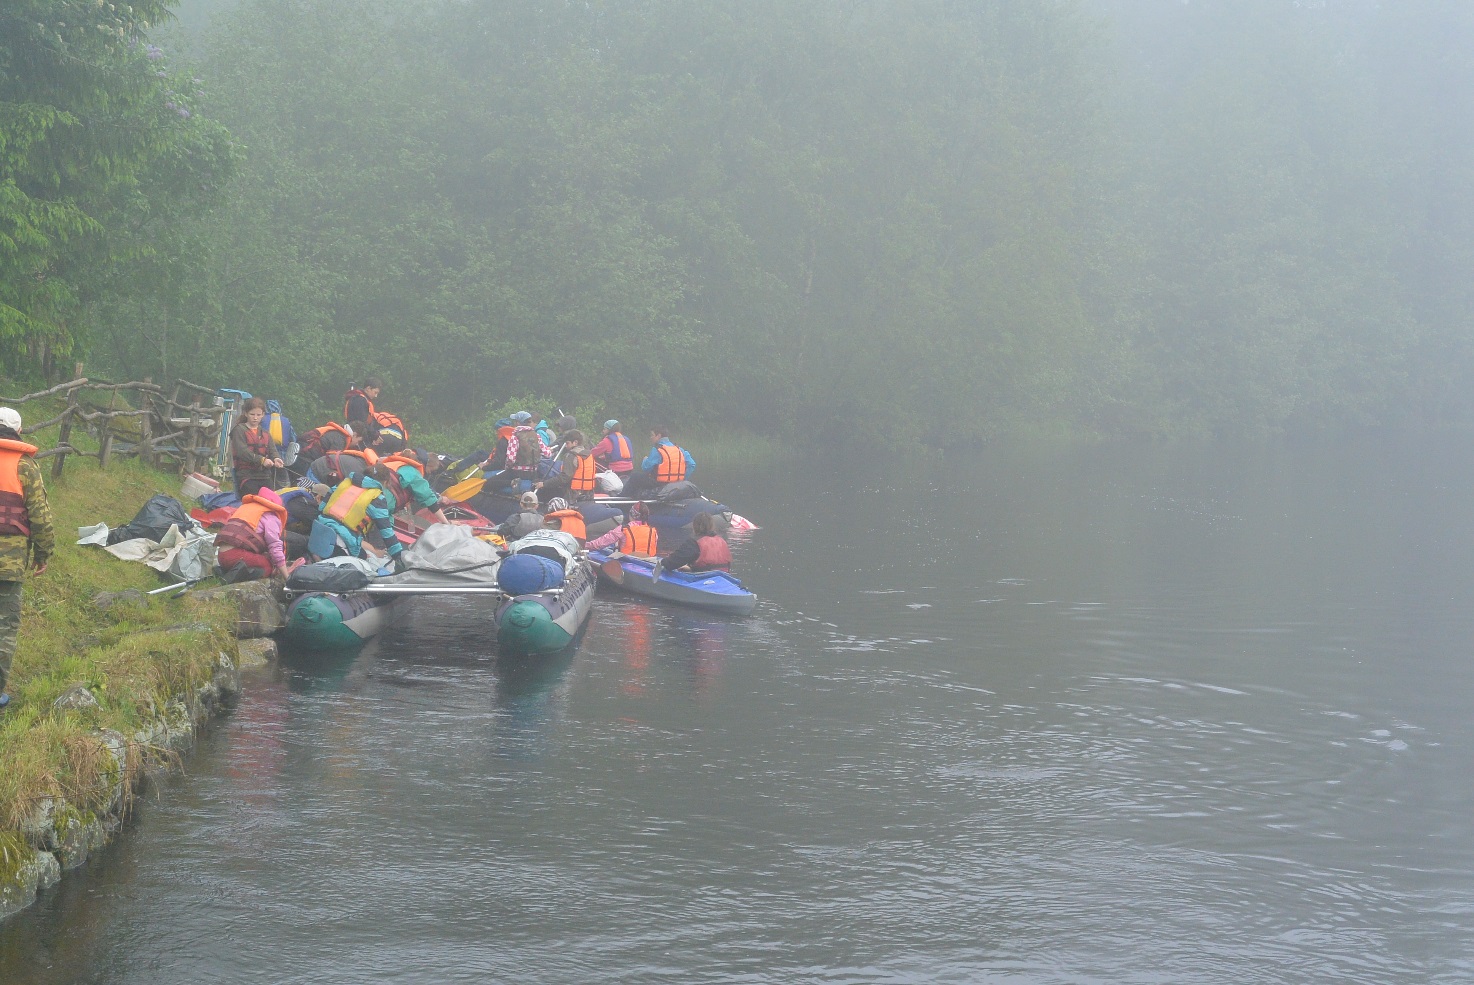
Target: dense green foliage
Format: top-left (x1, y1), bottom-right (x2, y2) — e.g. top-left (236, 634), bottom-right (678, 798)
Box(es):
top-left (0, 0), bottom-right (233, 369)
top-left (9, 0), bottom-right (1474, 442)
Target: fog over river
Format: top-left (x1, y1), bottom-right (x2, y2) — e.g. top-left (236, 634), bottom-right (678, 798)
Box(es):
top-left (3, 439), bottom-right (1472, 984)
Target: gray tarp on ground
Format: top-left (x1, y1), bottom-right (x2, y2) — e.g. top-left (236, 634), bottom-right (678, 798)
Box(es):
top-left (77, 522), bottom-right (218, 582)
top-left (373, 523), bottom-right (503, 590)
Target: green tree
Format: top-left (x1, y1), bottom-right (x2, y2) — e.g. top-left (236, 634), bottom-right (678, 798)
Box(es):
top-left (1, 0), bottom-right (231, 369)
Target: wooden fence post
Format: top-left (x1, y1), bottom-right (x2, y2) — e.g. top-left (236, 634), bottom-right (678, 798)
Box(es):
top-left (139, 377), bottom-right (155, 468)
top-left (98, 389), bottom-right (119, 468)
top-left (50, 379), bottom-right (80, 479)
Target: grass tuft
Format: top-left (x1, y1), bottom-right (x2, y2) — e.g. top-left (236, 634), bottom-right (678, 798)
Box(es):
top-left (0, 399), bottom-right (237, 835)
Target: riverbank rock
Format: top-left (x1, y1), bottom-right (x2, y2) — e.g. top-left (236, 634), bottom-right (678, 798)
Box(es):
top-left (0, 848), bottom-right (61, 922)
top-left (195, 581), bottom-right (285, 638)
top-left (236, 638), bottom-right (277, 669)
top-left (93, 589), bottom-right (147, 612)
top-left (52, 684), bottom-right (101, 712)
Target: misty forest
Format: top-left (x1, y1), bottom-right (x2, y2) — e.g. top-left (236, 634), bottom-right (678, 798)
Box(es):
top-left (4, 0), bottom-right (1473, 446)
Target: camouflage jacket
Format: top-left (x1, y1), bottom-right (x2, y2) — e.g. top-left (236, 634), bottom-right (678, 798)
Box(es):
top-left (0, 456), bottom-right (56, 580)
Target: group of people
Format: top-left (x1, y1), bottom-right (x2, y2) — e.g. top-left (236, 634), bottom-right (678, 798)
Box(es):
top-left (218, 381), bottom-right (729, 583)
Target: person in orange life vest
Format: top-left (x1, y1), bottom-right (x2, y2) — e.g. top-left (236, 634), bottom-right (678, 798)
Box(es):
top-left (230, 397), bottom-right (284, 497)
top-left (344, 377), bottom-right (381, 427)
top-left (589, 420), bottom-right (635, 475)
top-left (310, 465), bottom-right (405, 567)
top-left (621, 426), bottom-right (696, 499)
top-left (0, 407), bottom-right (54, 710)
top-left (586, 502), bottom-right (658, 554)
top-left (215, 488), bottom-right (291, 582)
top-left (661, 511), bottom-right (731, 572)
top-left (541, 497), bottom-right (588, 544)
top-left (536, 430), bottom-right (597, 502)
top-left (381, 450), bottom-right (451, 523)
top-left (295, 421), bottom-right (357, 470)
top-left (371, 418), bottom-right (408, 455)
top-left (305, 446), bottom-right (378, 487)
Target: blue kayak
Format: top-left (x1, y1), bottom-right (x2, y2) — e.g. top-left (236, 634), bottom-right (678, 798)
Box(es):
top-left (589, 548), bottom-right (757, 616)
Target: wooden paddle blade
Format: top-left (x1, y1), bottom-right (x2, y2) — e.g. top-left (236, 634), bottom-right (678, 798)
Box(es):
top-left (444, 475), bottom-right (487, 502)
top-left (600, 558), bottom-right (626, 585)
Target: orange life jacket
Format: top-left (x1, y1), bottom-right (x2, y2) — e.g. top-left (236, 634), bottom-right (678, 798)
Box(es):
top-left (619, 522), bottom-right (657, 557)
top-left (318, 448), bottom-right (378, 483)
top-left (380, 453), bottom-right (423, 475)
top-left (569, 453), bottom-right (597, 493)
top-left (654, 443), bottom-right (687, 483)
top-left (0, 438), bottom-right (39, 538)
top-left (344, 388), bottom-right (375, 422)
top-left (216, 494), bottom-right (289, 555)
top-left (543, 509), bottom-right (587, 542)
top-left (601, 432), bottom-right (632, 468)
top-left (301, 421), bottom-right (355, 460)
top-left (372, 410), bottom-right (408, 441)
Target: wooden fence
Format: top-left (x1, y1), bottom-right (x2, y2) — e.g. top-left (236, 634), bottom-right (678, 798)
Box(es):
top-left (0, 375), bottom-right (239, 480)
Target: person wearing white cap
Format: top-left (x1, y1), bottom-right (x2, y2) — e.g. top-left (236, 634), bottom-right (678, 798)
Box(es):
top-left (0, 407), bottom-right (54, 710)
top-left (495, 491), bottom-right (545, 542)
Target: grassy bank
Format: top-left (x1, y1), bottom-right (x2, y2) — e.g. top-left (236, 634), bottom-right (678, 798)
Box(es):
top-left (0, 438), bottom-right (236, 836)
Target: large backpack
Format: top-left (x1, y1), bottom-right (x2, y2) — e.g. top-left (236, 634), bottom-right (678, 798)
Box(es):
top-left (266, 400), bottom-right (295, 449)
top-left (513, 428), bottom-right (541, 468)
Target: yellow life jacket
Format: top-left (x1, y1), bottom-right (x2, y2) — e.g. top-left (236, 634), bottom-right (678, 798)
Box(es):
top-left (324, 479), bottom-right (380, 532)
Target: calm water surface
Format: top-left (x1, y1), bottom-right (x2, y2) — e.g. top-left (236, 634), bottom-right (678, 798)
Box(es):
top-left (3, 437), bottom-right (1473, 983)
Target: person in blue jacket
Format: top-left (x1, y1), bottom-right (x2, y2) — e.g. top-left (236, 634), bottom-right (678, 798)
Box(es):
top-left (621, 426), bottom-right (696, 498)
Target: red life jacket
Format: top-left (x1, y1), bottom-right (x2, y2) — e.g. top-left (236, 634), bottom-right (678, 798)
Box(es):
top-left (0, 438), bottom-right (39, 538)
top-left (377, 469), bottom-right (407, 515)
top-left (543, 509), bottom-right (587, 542)
top-left (233, 424), bottom-right (271, 469)
top-left (693, 535), bottom-right (731, 571)
top-left (569, 453), bottom-right (597, 493)
top-left (619, 522), bottom-right (657, 557)
top-left (654, 443), bottom-right (687, 484)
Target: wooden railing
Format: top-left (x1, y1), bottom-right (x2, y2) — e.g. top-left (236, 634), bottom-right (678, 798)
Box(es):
top-left (0, 375), bottom-right (236, 479)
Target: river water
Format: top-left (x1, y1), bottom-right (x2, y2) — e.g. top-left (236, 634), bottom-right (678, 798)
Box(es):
top-left (3, 437), bottom-right (1473, 983)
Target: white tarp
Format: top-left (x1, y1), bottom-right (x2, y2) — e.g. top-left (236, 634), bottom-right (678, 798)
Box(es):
top-left (78, 522), bottom-right (218, 582)
top-left (506, 529), bottom-right (580, 568)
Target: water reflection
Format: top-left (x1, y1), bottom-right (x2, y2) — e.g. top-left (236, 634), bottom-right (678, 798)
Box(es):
top-left (5, 442), bottom-right (1474, 983)
top-left (668, 613), bottom-right (728, 699)
top-left (489, 647), bottom-right (578, 761)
